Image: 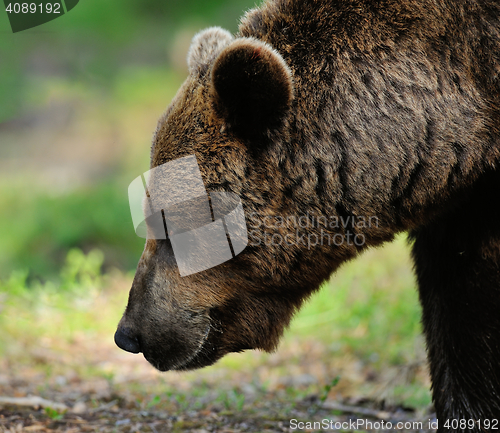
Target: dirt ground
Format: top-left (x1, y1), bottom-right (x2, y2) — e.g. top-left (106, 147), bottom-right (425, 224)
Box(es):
top-left (0, 329), bottom-right (435, 433)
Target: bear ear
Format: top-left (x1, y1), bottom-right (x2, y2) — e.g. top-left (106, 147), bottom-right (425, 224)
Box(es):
top-left (211, 38), bottom-right (294, 136)
top-left (187, 27), bottom-right (234, 76)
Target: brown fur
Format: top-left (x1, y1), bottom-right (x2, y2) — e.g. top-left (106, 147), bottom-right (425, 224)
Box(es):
top-left (116, 0), bottom-right (500, 428)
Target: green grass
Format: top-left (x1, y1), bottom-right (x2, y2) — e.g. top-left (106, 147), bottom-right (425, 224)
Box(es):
top-left (0, 249), bottom-right (125, 372)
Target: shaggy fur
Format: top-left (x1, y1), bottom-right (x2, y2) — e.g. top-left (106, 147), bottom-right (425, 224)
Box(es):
top-left (115, 0), bottom-right (500, 429)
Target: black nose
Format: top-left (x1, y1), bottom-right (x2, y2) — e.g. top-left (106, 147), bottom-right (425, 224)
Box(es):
top-left (114, 328), bottom-right (141, 354)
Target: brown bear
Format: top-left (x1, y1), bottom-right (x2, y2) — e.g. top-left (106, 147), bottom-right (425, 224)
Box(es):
top-left (115, 0), bottom-right (500, 429)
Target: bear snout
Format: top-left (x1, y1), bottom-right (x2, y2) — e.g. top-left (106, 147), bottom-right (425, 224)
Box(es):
top-left (114, 327), bottom-right (142, 354)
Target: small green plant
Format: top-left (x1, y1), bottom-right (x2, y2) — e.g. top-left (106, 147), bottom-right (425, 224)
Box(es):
top-left (306, 376), bottom-right (341, 415)
top-left (320, 376), bottom-right (340, 404)
top-left (146, 395), bottom-right (162, 409)
top-left (171, 393), bottom-right (190, 412)
top-left (216, 388), bottom-right (246, 412)
top-left (231, 389), bottom-right (246, 412)
top-left (44, 407), bottom-right (64, 421)
top-left (59, 248), bottom-right (104, 292)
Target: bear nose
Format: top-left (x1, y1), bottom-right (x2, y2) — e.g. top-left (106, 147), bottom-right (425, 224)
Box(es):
top-left (114, 328), bottom-right (141, 354)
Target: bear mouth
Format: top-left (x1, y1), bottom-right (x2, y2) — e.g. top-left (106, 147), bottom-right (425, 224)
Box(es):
top-left (142, 324), bottom-right (215, 372)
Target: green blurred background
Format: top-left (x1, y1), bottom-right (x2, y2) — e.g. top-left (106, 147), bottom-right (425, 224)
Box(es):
top-left (0, 0), bottom-right (254, 279)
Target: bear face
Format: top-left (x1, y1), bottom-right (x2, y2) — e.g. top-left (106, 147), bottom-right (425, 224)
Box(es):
top-left (115, 0), bottom-right (500, 422)
top-left (116, 28), bottom-right (353, 371)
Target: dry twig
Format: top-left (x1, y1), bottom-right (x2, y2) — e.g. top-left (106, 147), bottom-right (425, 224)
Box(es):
top-left (0, 396), bottom-right (67, 412)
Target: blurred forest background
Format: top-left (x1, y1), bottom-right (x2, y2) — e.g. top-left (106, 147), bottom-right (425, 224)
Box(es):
top-left (0, 0), bottom-right (254, 277)
top-left (0, 1), bottom-right (433, 431)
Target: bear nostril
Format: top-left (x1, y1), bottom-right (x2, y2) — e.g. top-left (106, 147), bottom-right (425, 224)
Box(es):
top-left (114, 328), bottom-right (142, 354)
